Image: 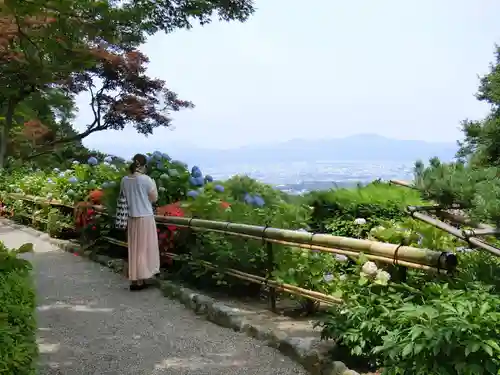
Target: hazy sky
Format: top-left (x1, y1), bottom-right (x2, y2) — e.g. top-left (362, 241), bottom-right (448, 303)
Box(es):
top-left (75, 0), bottom-right (500, 155)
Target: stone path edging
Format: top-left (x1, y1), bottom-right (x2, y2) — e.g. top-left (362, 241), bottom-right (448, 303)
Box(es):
top-left (0, 218), bottom-right (362, 375)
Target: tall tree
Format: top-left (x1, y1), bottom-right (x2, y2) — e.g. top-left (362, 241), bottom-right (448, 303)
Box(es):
top-left (0, 0), bottom-right (255, 166)
top-left (457, 45), bottom-right (500, 167)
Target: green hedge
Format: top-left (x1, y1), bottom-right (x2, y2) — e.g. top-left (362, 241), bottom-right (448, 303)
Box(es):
top-left (0, 242), bottom-right (37, 375)
top-left (306, 181), bottom-right (425, 237)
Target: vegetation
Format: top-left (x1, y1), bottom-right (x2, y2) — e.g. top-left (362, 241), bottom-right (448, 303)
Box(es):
top-left (414, 46), bottom-right (500, 228)
top-left (0, 0), bottom-right (255, 168)
top-left (0, 242), bottom-right (37, 375)
top-left (0, 1), bottom-right (499, 374)
top-left (0, 155), bottom-right (498, 374)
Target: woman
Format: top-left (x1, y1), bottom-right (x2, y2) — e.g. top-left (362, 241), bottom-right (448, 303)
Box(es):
top-left (120, 153), bottom-right (160, 291)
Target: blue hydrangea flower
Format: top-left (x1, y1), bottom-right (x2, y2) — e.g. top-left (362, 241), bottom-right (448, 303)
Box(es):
top-left (153, 151), bottom-right (163, 160)
top-left (191, 166), bottom-right (202, 178)
top-left (68, 177), bottom-right (78, 184)
top-left (58, 172), bottom-right (65, 177)
top-left (214, 184), bottom-right (224, 192)
top-left (244, 193), bottom-right (254, 205)
top-left (72, 160), bottom-right (80, 165)
top-left (204, 175), bottom-right (213, 183)
top-left (104, 156), bottom-right (113, 163)
top-left (156, 162), bottom-right (163, 169)
top-left (47, 178), bottom-right (53, 184)
top-left (187, 190), bottom-right (199, 198)
top-left (252, 195), bottom-right (265, 208)
top-left (189, 176), bottom-right (204, 187)
top-left (161, 153), bottom-right (171, 160)
top-left (87, 157), bottom-right (98, 166)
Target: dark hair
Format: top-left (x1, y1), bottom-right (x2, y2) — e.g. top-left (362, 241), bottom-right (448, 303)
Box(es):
top-left (129, 153), bottom-right (148, 174)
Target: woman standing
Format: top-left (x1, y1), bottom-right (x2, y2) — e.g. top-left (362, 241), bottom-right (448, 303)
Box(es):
top-left (120, 153), bottom-right (160, 291)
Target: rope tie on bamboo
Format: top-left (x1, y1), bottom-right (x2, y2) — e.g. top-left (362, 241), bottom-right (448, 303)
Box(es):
top-left (436, 251), bottom-right (448, 274)
top-left (462, 228), bottom-right (474, 240)
top-left (393, 242), bottom-right (404, 266)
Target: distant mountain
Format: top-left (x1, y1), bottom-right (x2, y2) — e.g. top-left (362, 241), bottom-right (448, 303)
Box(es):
top-left (165, 134), bottom-right (458, 167)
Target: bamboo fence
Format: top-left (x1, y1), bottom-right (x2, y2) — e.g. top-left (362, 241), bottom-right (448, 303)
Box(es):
top-left (389, 180), bottom-right (500, 257)
top-left (1, 192), bottom-right (460, 310)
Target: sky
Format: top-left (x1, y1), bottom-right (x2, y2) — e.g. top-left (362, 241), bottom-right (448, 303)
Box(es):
top-left (75, 0), bottom-right (500, 156)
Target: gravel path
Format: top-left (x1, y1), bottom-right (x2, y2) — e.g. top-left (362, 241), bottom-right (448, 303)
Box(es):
top-left (0, 224), bottom-right (307, 375)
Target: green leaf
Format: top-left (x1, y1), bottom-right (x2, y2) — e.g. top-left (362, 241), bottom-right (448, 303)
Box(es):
top-left (16, 243), bottom-right (34, 254)
top-left (402, 343), bottom-right (413, 357)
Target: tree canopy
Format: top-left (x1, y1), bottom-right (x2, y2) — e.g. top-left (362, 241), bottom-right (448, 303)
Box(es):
top-left (0, 0), bottom-right (255, 168)
top-left (415, 45), bottom-right (500, 226)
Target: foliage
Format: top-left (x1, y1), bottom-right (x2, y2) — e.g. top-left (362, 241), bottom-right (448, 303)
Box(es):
top-left (305, 181), bottom-right (424, 238)
top-left (414, 159), bottom-right (500, 226)
top-left (414, 46), bottom-right (500, 227)
top-left (0, 241), bottom-right (37, 375)
top-left (457, 45), bottom-right (500, 167)
top-left (317, 253), bottom-right (500, 375)
top-left (0, 0), bottom-right (255, 167)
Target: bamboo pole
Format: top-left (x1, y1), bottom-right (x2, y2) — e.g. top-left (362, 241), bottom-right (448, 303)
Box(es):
top-left (409, 210), bottom-right (500, 257)
top-left (6, 192), bottom-right (459, 269)
top-left (100, 236), bottom-right (340, 305)
top-left (154, 216), bottom-right (457, 271)
top-left (175, 225), bottom-right (443, 272)
top-left (163, 252), bottom-right (341, 305)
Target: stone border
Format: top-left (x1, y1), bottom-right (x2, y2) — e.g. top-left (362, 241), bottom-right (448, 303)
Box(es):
top-left (1, 218), bottom-right (363, 375)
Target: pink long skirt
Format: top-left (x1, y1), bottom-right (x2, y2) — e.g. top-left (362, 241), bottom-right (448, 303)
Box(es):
top-left (127, 216), bottom-right (160, 281)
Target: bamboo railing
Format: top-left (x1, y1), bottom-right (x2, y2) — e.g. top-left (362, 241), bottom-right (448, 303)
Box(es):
top-left (1, 192), bottom-right (460, 310)
top-left (389, 180), bottom-right (500, 257)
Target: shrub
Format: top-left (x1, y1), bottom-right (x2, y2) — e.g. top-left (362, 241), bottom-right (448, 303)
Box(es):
top-left (305, 181), bottom-right (424, 237)
top-left (317, 253), bottom-right (500, 375)
top-left (0, 243), bottom-right (37, 375)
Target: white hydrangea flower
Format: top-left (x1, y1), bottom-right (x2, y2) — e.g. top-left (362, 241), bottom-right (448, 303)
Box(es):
top-left (335, 254), bottom-right (348, 262)
top-left (361, 261), bottom-right (378, 276)
top-left (323, 273), bottom-right (334, 282)
top-left (375, 270), bottom-right (391, 285)
top-left (353, 218), bottom-right (366, 225)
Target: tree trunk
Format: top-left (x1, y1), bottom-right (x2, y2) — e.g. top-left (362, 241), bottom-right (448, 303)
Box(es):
top-left (0, 101), bottom-right (15, 169)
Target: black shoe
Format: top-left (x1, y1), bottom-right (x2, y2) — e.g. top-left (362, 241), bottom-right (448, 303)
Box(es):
top-left (129, 283), bottom-right (148, 291)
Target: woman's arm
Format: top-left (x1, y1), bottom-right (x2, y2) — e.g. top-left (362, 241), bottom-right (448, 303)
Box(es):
top-left (148, 177), bottom-right (158, 203)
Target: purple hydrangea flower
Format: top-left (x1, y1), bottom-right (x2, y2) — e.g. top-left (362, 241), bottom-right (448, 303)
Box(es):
top-left (204, 175), bottom-right (213, 183)
top-left (87, 157), bottom-right (98, 166)
top-left (214, 184), bottom-right (224, 192)
top-left (153, 151), bottom-right (162, 160)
